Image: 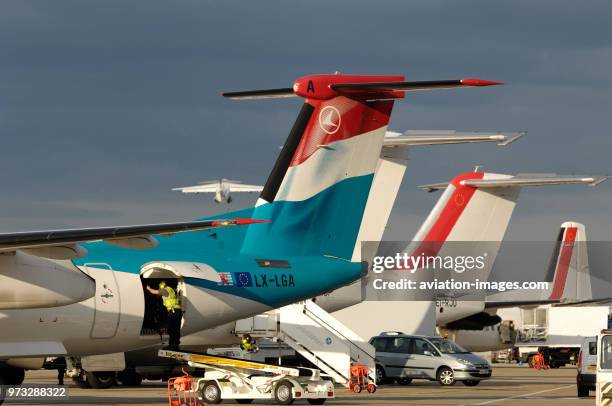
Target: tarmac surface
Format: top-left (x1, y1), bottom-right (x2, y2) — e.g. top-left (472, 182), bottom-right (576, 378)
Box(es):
top-left (12, 365), bottom-right (591, 406)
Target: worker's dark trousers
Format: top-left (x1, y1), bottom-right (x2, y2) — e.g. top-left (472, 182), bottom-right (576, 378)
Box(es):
top-left (57, 368), bottom-right (65, 385)
top-left (168, 309), bottom-right (183, 349)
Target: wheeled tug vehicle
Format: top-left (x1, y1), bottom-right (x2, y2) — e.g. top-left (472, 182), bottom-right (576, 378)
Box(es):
top-left (159, 349), bottom-right (334, 405)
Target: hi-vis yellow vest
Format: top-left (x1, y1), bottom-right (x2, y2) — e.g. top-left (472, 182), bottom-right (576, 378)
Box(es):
top-left (162, 286), bottom-right (181, 311)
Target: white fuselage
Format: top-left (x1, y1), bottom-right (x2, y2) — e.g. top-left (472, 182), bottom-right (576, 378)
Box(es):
top-left (214, 182), bottom-right (231, 203)
top-left (0, 265), bottom-right (269, 358)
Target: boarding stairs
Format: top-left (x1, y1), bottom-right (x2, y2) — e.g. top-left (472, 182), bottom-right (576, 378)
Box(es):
top-left (233, 299), bottom-right (376, 386)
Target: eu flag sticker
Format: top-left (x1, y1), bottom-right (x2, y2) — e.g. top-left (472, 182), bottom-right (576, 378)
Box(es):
top-left (235, 272), bottom-right (253, 287)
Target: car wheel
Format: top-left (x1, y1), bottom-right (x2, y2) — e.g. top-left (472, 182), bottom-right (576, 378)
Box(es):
top-left (437, 367), bottom-right (456, 386)
top-left (577, 383), bottom-right (590, 397)
top-left (462, 380), bottom-right (480, 387)
top-left (375, 365), bottom-right (386, 385)
top-left (4, 368), bottom-right (25, 386)
top-left (274, 380), bottom-right (294, 405)
top-left (85, 371), bottom-right (116, 389)
top-left (201, 381), bottom-right (222, 404)
top-left (396, 378), bottom-right (412, 385)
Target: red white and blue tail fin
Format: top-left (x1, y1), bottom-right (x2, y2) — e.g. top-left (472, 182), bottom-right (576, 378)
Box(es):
top-left (224, 74), bottom-right (502, 258)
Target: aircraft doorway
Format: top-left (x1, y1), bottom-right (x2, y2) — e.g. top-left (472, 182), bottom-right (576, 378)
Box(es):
top-left (138, 261), bottom-right (221, 337)
top-left (140, 267), bottom-right (183, 337)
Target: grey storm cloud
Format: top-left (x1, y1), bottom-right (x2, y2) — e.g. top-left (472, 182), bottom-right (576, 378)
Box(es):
top-left (0, 0), bottom-right (611, 247)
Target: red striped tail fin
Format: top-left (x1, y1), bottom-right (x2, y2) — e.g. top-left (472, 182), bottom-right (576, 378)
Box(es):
top-left (546, 222), bottom-right (591, 301)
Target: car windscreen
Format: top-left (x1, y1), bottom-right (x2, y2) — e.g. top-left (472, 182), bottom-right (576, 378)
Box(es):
top-left (428, 338), bottom-right (469, 354)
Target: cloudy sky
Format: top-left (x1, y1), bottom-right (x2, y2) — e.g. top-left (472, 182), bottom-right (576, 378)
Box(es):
top-left (1, 0), bottom-right (611, 242)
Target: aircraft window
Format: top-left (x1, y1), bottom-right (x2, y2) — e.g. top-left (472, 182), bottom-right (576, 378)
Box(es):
top-left (600, 336), bottom-right (612, 369)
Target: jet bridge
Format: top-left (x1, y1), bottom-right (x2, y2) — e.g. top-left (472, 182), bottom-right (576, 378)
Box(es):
top-left (233, 299), bottom-right (376, 386)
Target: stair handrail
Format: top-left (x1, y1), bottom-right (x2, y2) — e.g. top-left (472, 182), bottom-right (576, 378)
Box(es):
top-left (301, 301), bottom-right (377, 364)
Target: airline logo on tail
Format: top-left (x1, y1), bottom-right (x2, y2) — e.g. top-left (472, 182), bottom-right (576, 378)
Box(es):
top-left (319, 106), bottom-right (341, 134)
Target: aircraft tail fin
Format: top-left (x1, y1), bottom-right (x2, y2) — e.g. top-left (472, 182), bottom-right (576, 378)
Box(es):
top-left (408, 174), bottom-right (605, 281)
top-left (227, 74), bottom-right (501, 258)
top-left (544, 222), bottom-right (591, 301)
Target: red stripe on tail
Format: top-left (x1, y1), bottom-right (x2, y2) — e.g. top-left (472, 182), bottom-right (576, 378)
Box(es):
top-left (549, 227), bottom-right (578, 300)
top-left (290, 97), bottom-right (394, 166)
top-left (399, 172), bottom-right (485, 270)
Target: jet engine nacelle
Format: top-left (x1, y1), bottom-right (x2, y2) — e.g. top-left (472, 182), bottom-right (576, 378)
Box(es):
top-left (436, 301), bottom-right (486, 326)
top-left (0, 251), bottom-right (95, 309)
top-left (442, 320), bottom-right (517, 352)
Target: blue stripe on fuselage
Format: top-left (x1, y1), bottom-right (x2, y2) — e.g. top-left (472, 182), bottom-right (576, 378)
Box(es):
top-left (73, 176), bottom-right (370, 307)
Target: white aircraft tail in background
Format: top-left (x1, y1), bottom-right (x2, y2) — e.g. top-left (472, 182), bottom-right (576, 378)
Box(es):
top-left (415, 174), bottom-right (608, 326)
top-left (173, 179), bottom-right (263, 203)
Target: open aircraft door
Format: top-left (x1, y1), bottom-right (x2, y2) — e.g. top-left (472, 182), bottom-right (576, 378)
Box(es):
top-left (139, 261), bottom-right (221, 334)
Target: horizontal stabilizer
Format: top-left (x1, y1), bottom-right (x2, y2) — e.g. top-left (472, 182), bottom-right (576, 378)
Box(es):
top-left (222, 87), bottom-right (295, 100)
top-left (331, 78), bottom-right (503, 94)
top-left (173, 184), bottom-right (263, 194)
top-left (384, 130), bottom-right (524, 147)
top-left (485, 299), bottom-right (560, 309)
top-left (222, 76), bottom-right (503, 100)
top-left (419, 174), bottom-right (609, 192)
top-left (488, 297), bottom-right (612, 309)
top-left (554, 298), bottom-right (612, 306)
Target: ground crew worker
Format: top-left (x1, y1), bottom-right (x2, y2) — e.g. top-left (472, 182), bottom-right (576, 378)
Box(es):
top-left (50, 357), bottom-right (66, 385)
top-left (240, 334), bottom-right (258, 353)
top-left (147, 281), bottom-right (182, 350)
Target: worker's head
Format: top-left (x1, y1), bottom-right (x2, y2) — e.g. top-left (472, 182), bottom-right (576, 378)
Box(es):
top-left (159, 281), bottom-right (166, 288)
